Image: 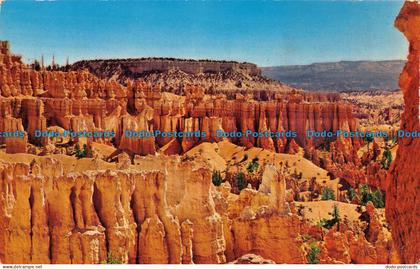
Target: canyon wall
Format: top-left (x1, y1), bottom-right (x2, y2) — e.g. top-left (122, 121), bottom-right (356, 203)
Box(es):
top-left (0, 41), bottom-right (359, 160)
top-left (386, 0), bottom-right (420, 264)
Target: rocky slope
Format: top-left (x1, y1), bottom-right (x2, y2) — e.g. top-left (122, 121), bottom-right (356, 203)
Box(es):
top-left (341, 91), bottom-right (403, 128)
top-left (386, 0), bottom-right (420, 264)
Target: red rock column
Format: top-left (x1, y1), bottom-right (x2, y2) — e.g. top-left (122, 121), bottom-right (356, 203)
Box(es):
top-left (386, 0), bottom-right (420, 263)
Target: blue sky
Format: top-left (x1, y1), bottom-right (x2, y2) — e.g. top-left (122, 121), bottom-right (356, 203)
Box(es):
top-left (0, 0), bottom-right (407, 67)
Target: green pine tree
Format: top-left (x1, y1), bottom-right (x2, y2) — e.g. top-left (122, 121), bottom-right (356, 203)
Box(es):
top-left (246, 157), bottom-right (260, 173)
top-left (307, 243), bottom-right (320, 264)
top-left (380, 147), bottom-right (392, 170)
top-left (101, 252), bottom-right (122, 264)
top-left (236, 171), bottom-right (247, 191)
top-left (321, 187), bottom-right (335, 201)
top-left (332, 204), bottom-right (341, 230)
top-left (372, 188), bottom-right (385, 208)
top-left (360, 184), bottom-right (373, 205)
top-left (212, 170), bottom-right (223, 187)
top-left (347, 187), bottom-right (356, 202)
top-left (74, 144), bottom-right (88, 158)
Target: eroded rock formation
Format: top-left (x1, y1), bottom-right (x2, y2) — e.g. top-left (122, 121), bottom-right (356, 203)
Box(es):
top-left (386, 0), bottom-right (420, 263)
top-left (0, 153), bottom-right (397, 264)
top-left (0, 35), bottom-right (405, 265)
top-left (0, 41), bottom-right (359, 163)
top-left (0, 156), bottom-right (225, 264)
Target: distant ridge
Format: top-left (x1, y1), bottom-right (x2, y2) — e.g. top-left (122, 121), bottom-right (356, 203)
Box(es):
top-left (261, 60), bottom-right (405, 92)
top-left (69, 57), bottom-right (293, 96)
top-left (71, 57), bottom-right (261, 79)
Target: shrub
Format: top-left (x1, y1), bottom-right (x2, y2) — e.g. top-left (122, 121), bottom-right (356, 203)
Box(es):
top-left (321, 187), bottom-right (335, 201)
top-left (212, 170), bottom-right (223, 187)
top-left (347, 187), bottom-right (356, 202)
top-left (319, 204), bottom-right (340, 230)
top-left (246, 157), bottom-right (260, 173)
top-left (74, 144), bottom-right (88, 158)
top-left (102, 252), bottom-right (122, 264)
top-left (359, 184), bottom-right (385, 208)
top-left (307, 243), bottom-right (320, 264)
top-left (371, 188), bottom-right (385, 208)
top-left (380, 148), bottom-right (392, 170)
top-left (319, 158), bottom-right (325, 168)
top-left (241, 154), bottom-right (248, 162)
top-left (360, 184), bottom-right (373, 205)
top-left (332, 204), bottom-right (341, 230)
top-left (236, 171), bottom-right (247, 191)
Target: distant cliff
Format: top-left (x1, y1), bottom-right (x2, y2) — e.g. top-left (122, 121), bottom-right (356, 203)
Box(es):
top-left (69, 58), bottom-right (292, 95)
top-left (262, 60), bottom-right (405, 91)
top-left (71, 58), bottom-right (261, 79)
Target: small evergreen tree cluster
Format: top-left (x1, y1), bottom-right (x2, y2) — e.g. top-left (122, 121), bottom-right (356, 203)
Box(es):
top-left (246, 157), bottom-right (260, 173)
top-left (321, 187), bottom-right (335, 201)
top-left (31, 60), bottom-right (41, 71)
top-left (347, 187), bottom-right (356, 202)
top-left (319, 204), bottom-right (341, 230)
top-left (307, 243), bottom-right (320, 264)
top-left (101, 252), bottom-right (122, 264)
top-left (360, 184), bottom-right (385, 208)
top-left (360, 184), bottom-right (370, 204)
top-left (236, 171), bottom-right (247, 191)
top-left (212, 170), bottom-right (223, 186)
top-left (372, 189), bottom-right (385, 208)
top-left (380, 147), bottom-right (392, 170)
top-left (74, 144), bottom-right (88, 158)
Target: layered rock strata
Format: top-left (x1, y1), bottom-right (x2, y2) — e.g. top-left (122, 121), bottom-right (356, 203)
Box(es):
top-left (71, 58), bottom-right (262, 78)
top-left (0, 41), bottom-right (359, 160)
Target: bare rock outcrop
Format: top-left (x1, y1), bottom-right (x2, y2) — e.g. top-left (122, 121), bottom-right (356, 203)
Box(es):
top-left (230, 253), bottom-right (275, 264)
top-left (386, 0), bottom-right (420, 263)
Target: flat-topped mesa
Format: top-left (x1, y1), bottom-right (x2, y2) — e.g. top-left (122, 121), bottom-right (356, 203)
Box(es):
top-left (386, 0), bottom-right (420, 264)
top-left (72, 58), bottom-right (261, 78)
top-left (69, 56), bottom-right (295, 96)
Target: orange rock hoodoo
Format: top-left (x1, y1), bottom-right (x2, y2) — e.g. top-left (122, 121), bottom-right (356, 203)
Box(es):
top-left (0, 154), bottom-right (398, 264)
top-left (0, 37), bottom-right (405, 264)
top-left (0, 151), bottom-right (309, 264)
top-left (0, 41), bottom-right (359, 160)
top-left (386, 0), bottom-right (420, 264)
